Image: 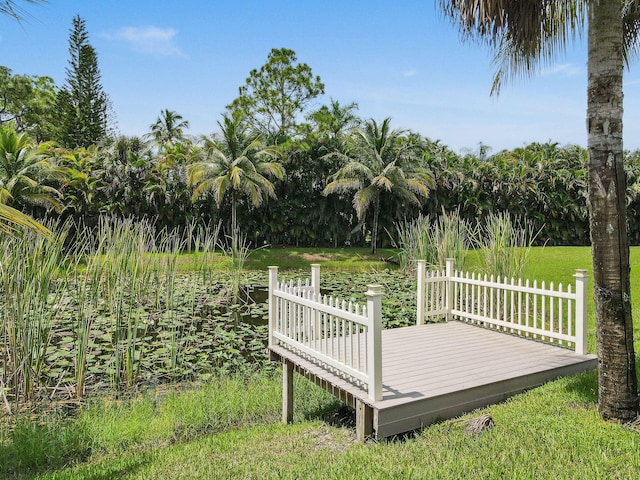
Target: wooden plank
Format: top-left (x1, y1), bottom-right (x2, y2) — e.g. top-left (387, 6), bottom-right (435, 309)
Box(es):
top-left (356, 399), bottom-right (374, 442)
top-left (375, 357), bottom-right (597, 438)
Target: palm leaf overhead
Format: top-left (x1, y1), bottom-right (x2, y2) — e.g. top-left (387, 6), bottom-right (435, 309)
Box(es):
top-left (1, 0), bottom-right (46, 22)
top-left (440, 0), bottom-right (587, 94)
top-left (0, 203), bottom-right (51, 238)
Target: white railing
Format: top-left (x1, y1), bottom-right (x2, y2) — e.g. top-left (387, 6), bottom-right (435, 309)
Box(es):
top-left (268, 265), bottom-right (383, 401)
top-left (417, 258), bottom-right (588, 355)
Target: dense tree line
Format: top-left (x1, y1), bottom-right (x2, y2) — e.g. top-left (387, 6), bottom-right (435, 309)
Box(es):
top-left (6, 111), bottom-right (640, 249)
top-left (2, 17), bottom-right (640, 250)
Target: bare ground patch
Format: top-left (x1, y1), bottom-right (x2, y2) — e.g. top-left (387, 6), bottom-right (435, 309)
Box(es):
top-left (300, 253), bottom-right (339, 262)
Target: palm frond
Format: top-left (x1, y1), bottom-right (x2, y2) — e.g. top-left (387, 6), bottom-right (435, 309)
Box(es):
top-left (353, 185), bottom-right (378, 220)
top-left (440, 0), bottom-right (586, 95)
top-left (624, 0), bottom-right (640, 61)
top-left (323, 178), bottom-right (361, 196)
top-left (256, 161), bottom-right (285, 180)
top-left (405, 177), bottom-right (433, 198)
top-left (372, 174), bottom-right (394, 191)
top-left (391, 185), bottom-right (422, 207)
top-left (0, 203), bottom-right (51, 238)
top-left (332, 161), bottom-right (372, 181)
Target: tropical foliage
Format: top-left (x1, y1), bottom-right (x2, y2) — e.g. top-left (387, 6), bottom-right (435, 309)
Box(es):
top-left (0, 127), bottom-right (64, 213)
top-left (323, 118), bottom-right (434, 253)
top-left (188, 112), bottom-right (284, 236)
top-left (1, 30), bottom-right (638, 252)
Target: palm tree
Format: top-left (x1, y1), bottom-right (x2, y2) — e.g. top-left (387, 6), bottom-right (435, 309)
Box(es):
top-left (439, 0), bottom-right (638, 421)
top-left (308, 99), bottom-right (360, 142)
top-left (149, 109), bottom-right (189, 149)
top-left (323, 118), bottom-right (434, 254)
top-left (0, 127), bottom-right (65, 213)
top-left (187, 111), bottom-right (284, 237)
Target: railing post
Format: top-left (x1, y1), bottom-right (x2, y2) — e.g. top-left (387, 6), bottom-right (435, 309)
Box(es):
top-left (574, 269), bottom-right (588, 355)
top-left (365, 284), bottom-right (384, 402)
top-left (311, 263), bottom-right (320, 295)
top-left (416, 260), bottom-right (426, 325)
top-left (268, 266), bottom-right (279, 348)
top-left (445, 258), bottom-right (454, 322)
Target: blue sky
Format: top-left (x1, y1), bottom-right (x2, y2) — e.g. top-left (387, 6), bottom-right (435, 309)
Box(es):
top-left (2, 0), bottom-right (640, 153)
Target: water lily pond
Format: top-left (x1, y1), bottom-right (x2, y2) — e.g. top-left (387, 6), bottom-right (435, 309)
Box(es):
top-left (39, 269), bottom-right (417, 398)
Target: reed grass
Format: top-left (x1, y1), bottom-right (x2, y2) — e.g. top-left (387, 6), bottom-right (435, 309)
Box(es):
top-left (477, 212), bottom-right (539, 280)
top-left (0, 222), bottom-right (73, 407)
top-left (71, 231), bottom-right (106, 399)
top-left (395, 211), bottom-right (539, 280)
top-left (0, 216), bottom-right (226, 409)
top-left (395, 210), bottom-right (470, 273)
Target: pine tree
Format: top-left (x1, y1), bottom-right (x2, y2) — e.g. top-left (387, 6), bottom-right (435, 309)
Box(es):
top-left (56, 15), bottom-right (108, 148)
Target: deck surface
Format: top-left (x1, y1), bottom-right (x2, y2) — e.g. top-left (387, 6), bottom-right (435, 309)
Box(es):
top-left (269, 321), bottom-right (597, 438)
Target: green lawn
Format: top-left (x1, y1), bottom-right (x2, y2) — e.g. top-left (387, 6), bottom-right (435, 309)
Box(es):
top-left (23, 372), bottom-right (640, 480)
top-left (4, 246), bottom-right (640, 479)
top-left (175, 246), bottom-right (399, 272)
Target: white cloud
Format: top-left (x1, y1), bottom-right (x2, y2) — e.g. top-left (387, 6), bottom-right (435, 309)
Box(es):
top-left (541, 63), bottom-right (583, 77)
top-left (106, 26), bottom-right (183, 57)
top-left (403, 69), bottom-right (417, 78)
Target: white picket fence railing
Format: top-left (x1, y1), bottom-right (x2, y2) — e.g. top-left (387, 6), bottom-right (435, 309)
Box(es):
top-left (268, 264), bottom-right (383, 401)
top-left (417, 259), bottom-right (588, 354)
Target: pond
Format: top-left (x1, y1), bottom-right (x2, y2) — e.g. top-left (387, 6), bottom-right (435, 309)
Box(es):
top-left (15, 269), bottom-right (418, 400)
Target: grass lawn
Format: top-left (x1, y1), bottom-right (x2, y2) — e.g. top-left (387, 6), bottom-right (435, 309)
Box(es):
top-left (23, 373), bottom-right (640, 480)
top-left (175, 246), bottom-right (399, 272)
top-left (3, 245), bottom-right (640, 479)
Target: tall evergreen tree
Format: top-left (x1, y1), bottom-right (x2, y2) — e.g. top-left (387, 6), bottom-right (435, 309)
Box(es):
top-left (227, 48), bottom-right (324, 141)
top-left (56, 15), bottom-right (108, 148)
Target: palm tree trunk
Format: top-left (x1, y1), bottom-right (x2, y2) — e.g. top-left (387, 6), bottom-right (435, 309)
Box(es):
top-left (231, 190), bottom-right (238, 239)
top-left (371, 196), bottom-right (380, 254)
top-left (588, 0), bottom-right (638, 421)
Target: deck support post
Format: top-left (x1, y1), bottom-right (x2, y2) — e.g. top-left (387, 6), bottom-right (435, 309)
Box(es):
top-left (416, 260), bottom-right (426, 325)
top-left (574, 269), bottom-right (588, 355)
top-left (355, 399), bottom-right (374, 442)
top-left (282, 358), bottom-right (294, 424)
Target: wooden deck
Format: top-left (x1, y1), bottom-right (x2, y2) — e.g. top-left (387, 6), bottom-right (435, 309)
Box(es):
top-left (269, 321), bottom-right (597, 439)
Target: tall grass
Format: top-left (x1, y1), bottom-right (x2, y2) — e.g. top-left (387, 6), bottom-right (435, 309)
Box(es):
top-left (0, 223), bottom-right (73, 407)
top-left (477, 212), bottom-right (539, 280)
top-left (71, 231), bottom-right (106, 399)
top-left (0, 371), bottom-right (337, 477)
top-left (396, 210), bottom-right (470, 273)
top-left (218, 228), bottom-right (263, 309)
top-left (396, 211), bottom-right (539, 279)
top-left (0, 216), bottom-right (225, 410)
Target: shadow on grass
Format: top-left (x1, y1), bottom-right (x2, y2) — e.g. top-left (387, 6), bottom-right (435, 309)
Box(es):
top-left (58, 456), bottom-right (151, 480)
top-left (299, 395), bottom-right (352, 425)
top-left (561, 370), bottom-right (598, 404)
